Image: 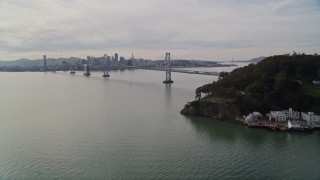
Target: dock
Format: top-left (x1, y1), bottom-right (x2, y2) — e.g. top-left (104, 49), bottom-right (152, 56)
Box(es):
top-left (245, 119), bottom-right (314, 132)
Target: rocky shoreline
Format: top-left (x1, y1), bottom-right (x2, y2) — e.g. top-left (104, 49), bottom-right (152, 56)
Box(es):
top-left (180, 100), bottom-right (242, 121)
top-left (181, 101), bottom-right (320, 132)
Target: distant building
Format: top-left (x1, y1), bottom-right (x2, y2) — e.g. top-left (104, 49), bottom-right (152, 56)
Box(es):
top-left (87, 56), bottom-right (91, 64)
top-left (115, 53), bottom-right (119, 61)
top-left (106, 56), bottom-right (112, 64)
top-left (119, 56), bottom-right (126, 65)
top-left (43, 55), bottom-right (47, 71)
top-left (301, 112), bottom-right (320, 124)
top-left (112, 56), bottom-right (118, 64)
top-left (103, 54), bottom-right (108, 65)
top-left (91, 57), bottom-right (100, 65)
top-left (267, 111), bottom-right (286, 122)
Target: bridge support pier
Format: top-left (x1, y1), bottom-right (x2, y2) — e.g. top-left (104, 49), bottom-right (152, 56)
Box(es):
top-left (163, 52), bottom-right (174, 84)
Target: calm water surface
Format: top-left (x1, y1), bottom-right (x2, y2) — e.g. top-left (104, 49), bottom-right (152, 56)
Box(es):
top-left (0, 68), bottom-right (319, 179)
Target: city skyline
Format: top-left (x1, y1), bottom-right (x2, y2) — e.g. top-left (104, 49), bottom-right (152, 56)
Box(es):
top-left (0, 0), bottom-right (319, 61)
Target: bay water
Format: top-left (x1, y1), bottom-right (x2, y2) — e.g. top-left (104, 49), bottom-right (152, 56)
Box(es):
top-left (0, 67), bottom-right (319, 179)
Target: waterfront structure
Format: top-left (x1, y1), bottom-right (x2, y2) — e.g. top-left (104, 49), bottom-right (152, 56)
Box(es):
top-left (43, 55), bottom-right (47, 71)
top-left (288, 120), bottom-right (301, 129)
top-left (301, 112), bottom-right (320, 124)
top-left (282, 108), bottom-right (300, 120)
top-left (245, 112), bottom-right (262, 123)
top-left (267, 111), bottom-right (286, 122)
top-left (287, 120), bottom-right (313, 131)
top-left (163, 52), bottom-right (174, 83)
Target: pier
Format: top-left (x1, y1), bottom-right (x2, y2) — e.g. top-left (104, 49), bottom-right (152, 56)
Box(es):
top-left (243, 119), bottom-right (314, 132)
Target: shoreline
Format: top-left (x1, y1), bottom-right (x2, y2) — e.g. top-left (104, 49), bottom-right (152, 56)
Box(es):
top-left (183, 113), bottom-right (320, 132)
top-left (181, 100), bottom-right (320, 133)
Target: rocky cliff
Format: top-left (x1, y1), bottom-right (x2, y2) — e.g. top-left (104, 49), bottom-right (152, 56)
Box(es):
top-left (181, 100), bottom-right (241, 121)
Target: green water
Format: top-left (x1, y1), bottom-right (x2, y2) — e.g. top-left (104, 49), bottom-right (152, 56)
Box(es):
top-left (0, 70), bottom-right (319, 179)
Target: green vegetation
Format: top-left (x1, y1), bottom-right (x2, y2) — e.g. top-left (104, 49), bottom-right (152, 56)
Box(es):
top-left (195, 53), bottom-right (320, 114)
top-left (302, 86), bottom-right (320, 98)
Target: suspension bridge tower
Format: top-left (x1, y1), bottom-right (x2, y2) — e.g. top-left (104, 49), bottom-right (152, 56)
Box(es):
top-left (163, 52), bottom-right (174, 84)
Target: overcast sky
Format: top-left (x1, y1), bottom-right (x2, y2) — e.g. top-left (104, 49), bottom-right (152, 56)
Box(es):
top-left (0, 0), bottom-right (319, 61)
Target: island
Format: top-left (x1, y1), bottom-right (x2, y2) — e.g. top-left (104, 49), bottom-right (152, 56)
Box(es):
top-left (181, 53), bottom-right (320, 131)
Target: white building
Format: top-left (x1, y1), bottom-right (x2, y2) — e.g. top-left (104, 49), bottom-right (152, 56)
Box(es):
top-left (267, 111), bottom-right (287, 122)
top-left (245, 112), bottom-right (262, 123)
top-left (282, 108), bottom-right (300, 120)
top-left (301, 112), bottom-right (320, 124)
top-left (313, 80), bottom-right (320, 85)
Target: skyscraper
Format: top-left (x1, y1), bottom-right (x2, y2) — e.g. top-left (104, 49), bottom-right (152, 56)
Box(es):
top-left (43, 55), bottom-right (47, 71)
top-left (115, 53), bottom-right (119, 61)
top-left (87, 56), bottom-right (91, 64)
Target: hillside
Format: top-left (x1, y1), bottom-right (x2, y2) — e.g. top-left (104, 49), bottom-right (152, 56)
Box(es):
top-left (181, 53), bottom-right (320, 119)
top-left (0, 57), bottom-right (83, 67)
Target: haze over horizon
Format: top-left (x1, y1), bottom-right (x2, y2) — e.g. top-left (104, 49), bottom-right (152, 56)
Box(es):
top-left (0, 0), bottom-right (319, 61)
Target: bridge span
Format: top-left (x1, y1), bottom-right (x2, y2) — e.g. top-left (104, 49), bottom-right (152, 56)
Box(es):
top-left (105, 64), bottom-right (221, 76)
top-left (133, 67), bottom-right (220, 76)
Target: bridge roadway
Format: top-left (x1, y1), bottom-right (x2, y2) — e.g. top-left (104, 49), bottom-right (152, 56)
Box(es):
top-left (105, 65), bottom-right (220, 76)
top-left (132, 67), bottom-right (220, 76)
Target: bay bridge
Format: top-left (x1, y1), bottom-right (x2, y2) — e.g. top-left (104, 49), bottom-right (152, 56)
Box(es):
top-left (135, 67), bottom-right (220, 76)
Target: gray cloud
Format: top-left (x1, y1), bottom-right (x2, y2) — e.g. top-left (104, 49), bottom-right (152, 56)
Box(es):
top-left (0, 0), bottom-right (319, 60)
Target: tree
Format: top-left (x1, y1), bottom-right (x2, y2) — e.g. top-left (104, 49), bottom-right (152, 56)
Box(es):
top-left (219, 71), bottom-right (229, 79)
top-left (273, 71), bottom-right (288, 95)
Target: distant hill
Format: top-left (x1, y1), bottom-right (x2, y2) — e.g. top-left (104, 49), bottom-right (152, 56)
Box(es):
top-left (231, 56), bottom-right (266, 63)
top-left (247, 56), bottom-right (266, 63)
top-left (0, 58), bottom-right (39, 67)
top-left (0, 57), bottom-right (82, 67)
